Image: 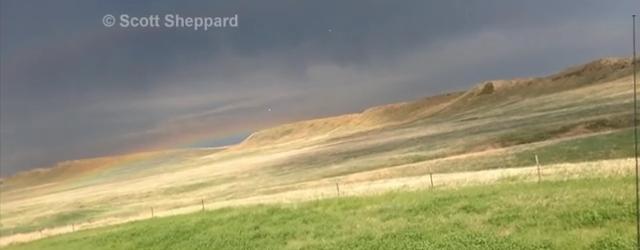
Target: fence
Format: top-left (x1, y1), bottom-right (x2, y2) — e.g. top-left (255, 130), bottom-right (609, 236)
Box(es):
top-left (7, 155), bottom-right (631, 246)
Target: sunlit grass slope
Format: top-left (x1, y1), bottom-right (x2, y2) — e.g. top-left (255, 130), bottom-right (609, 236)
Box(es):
top-left (5, 176), bottom-right (635, 250)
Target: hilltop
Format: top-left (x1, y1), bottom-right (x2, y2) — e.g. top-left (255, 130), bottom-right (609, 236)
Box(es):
top-left (238, 57), bottom-right (636, 148)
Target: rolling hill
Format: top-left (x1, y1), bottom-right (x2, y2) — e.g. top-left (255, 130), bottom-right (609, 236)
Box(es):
top-left (0, 57), bottom-right (638, 247)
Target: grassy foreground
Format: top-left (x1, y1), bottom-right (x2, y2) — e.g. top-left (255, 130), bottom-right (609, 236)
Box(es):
top-left (5, 176), bottom-right (635, 250)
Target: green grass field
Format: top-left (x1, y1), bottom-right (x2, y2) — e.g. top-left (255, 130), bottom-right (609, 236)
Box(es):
top-left (5, 176), bottom-right (635, 250)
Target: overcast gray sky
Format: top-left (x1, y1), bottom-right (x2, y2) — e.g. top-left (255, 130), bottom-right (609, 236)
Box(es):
top-left (1, 1), bottom-right (638, 175)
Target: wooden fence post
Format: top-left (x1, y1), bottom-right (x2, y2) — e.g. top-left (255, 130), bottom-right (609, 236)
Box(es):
top-left (201, 199), bottom-right (205, 211)
top-left (535, 154), bottom-right (541, 183)
top-left (336, 183), bottom-right (340, 197)
top-left (429, 169), bottom-right (434, 189)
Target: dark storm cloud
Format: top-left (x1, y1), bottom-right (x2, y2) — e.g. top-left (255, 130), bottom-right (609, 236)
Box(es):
top-left (1, 0), bottom-right (638, 175)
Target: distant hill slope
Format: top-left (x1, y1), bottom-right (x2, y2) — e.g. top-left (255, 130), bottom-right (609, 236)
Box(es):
top-left (3, 57), bottom-right (635, 188)
top-left (1, 148), bottom-right (221, 191)
top-left (239, 57), bottom-right (636, 148)
top-left (237, 92), bottom-right (463, 148)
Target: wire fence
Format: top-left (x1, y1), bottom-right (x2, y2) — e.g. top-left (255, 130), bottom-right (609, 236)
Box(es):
top-left (11, 154), bottom-right (636, 247)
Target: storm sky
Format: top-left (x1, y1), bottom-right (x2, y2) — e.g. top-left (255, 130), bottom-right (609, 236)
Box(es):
top-left (1, 1), bottom-right (638, 175)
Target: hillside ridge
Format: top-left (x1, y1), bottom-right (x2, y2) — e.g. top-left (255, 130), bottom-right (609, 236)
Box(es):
top-left (238, 56), bottom-right (635, 148)
top-left (2, 57), bottom-right (634, 185)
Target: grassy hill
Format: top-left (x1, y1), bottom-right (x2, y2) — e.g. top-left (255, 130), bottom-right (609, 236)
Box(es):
top-left (4, 174), bottom-right (635, 250)
top-left (0, 57), bottom-right (638, 248)
top-left (1, 149), bottom-right (222, 192)
top-left (237, 57), bottom-right (635, 148)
